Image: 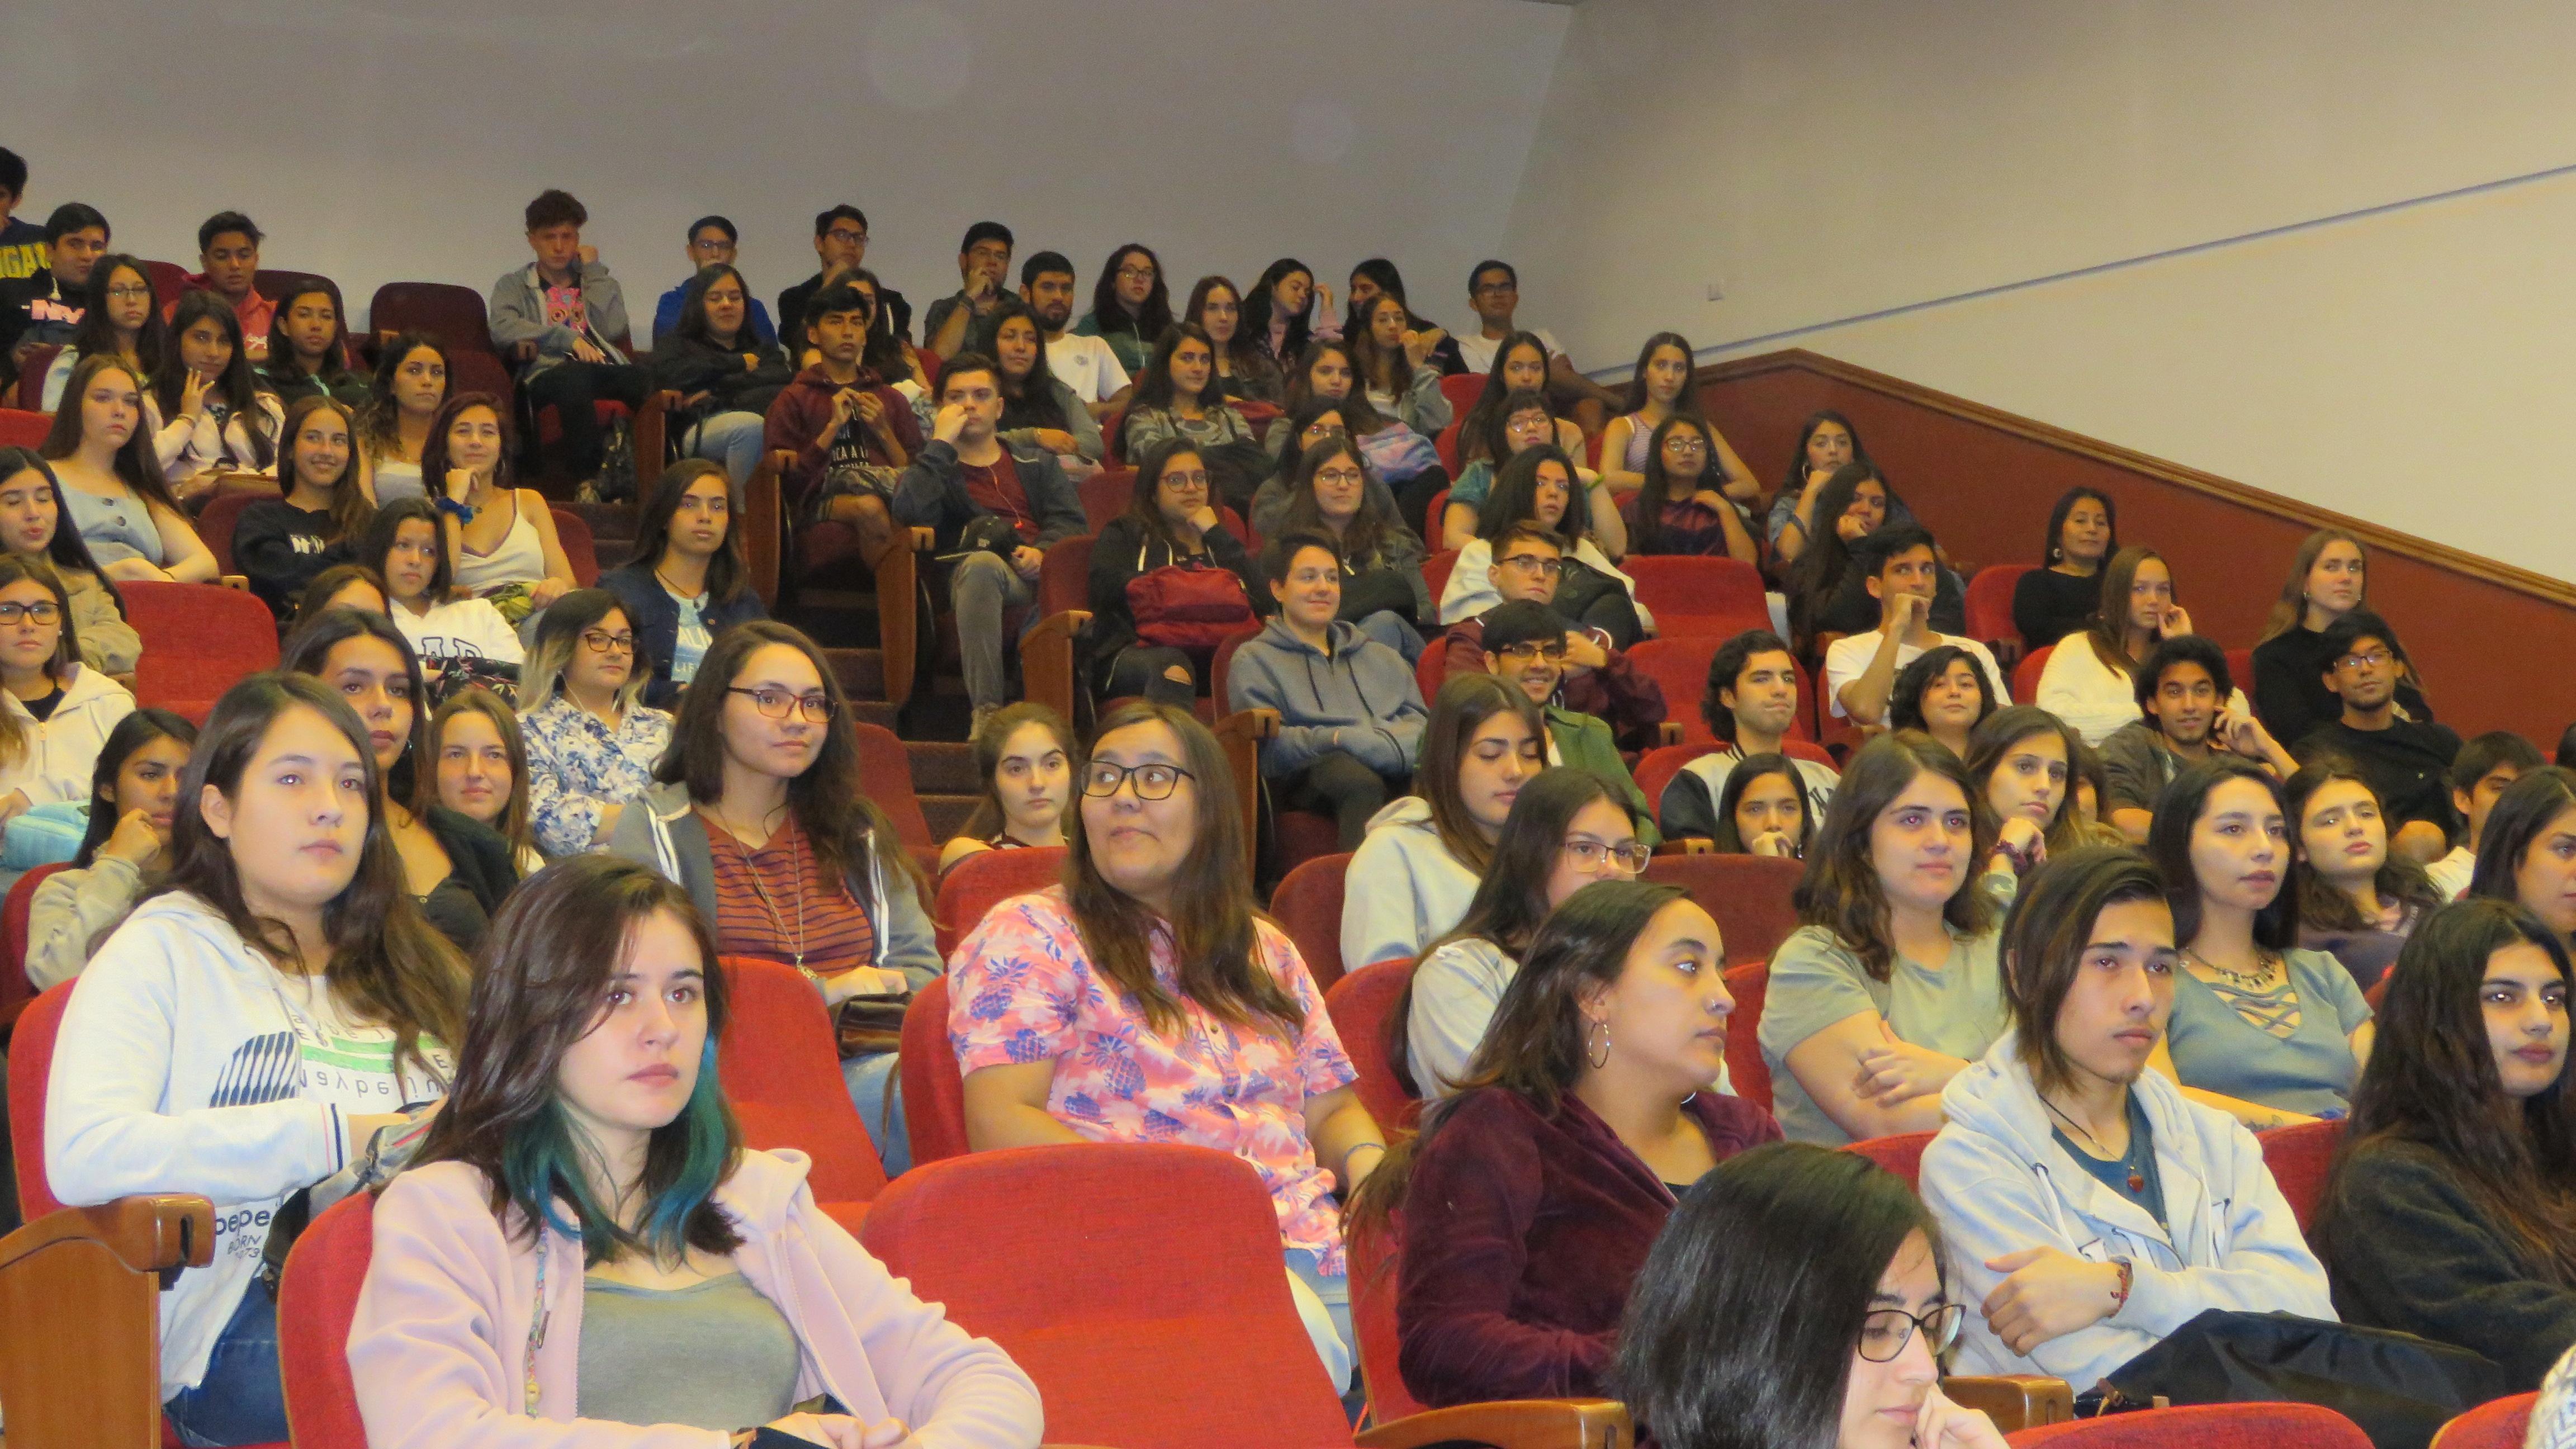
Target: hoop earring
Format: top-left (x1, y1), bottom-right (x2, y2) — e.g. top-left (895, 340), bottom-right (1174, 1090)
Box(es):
top-left (1585, 1019), bottom-right (1612, 1070)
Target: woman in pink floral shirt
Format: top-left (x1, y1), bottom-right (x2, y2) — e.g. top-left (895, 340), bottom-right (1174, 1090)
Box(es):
top-left (950, 700), bottom-right (1388, 1385)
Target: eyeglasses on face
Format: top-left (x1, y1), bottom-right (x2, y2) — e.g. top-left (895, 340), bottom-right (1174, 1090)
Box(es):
top-left (1314, 468), bottom-right (1366, 487)
top-left (1498, 640), bottom-right (1568, 664)
top-left (1857, 1303), bottom-right (1964, 1362)
top-left (580, 629), bottom-right (636, 655)
top-left (1664, 436), bottom-right (1710, 454)
top-left (2336, 650), bottom-right (2394, 671)
top-left (1081, 760), bottom-right (1194, 801)
top-left (0, 601), bottom-right (60, 626)
top-left (1117, 266), bottom-right (1159, 282)
top-left (1499, 554), bottom-right (1565, 577)
top-left (825, 228), bottom-right (868, 246)
top-left (727, 685), bottom-right (835, 721)
top-left (1561, 837), bottom-right (1651, 873)
top-left (106, 283), bottom-right (155, 301)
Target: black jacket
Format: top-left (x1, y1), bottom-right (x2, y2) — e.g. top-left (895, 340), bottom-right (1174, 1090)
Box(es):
top-left (778, 273), bottom-right (911, 355)
top-left (1083, 514), bottom-right (1259, 683)
top-left (890, 439), bottom-right (1086, 555)
top-left (420, 805), bottom-right (521, 955)
top-left (233, 499), bottom-right (351, 619)
top-left (596, 561), bottom-right (770, 708)
top-left (650, 331), bottom-right (793, 422)
top-left (2252, 624), bottom-right (2433, 749)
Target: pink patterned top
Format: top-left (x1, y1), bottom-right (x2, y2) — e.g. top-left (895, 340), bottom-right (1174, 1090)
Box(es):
top-left (949, 886), bottom-right (1361, 1273)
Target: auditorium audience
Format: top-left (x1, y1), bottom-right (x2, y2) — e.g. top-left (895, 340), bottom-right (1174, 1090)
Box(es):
top-left (1617, 413), bottom-right (1759, 563)
top-left (2096, 636), bottom-right (2290, 841)
top-left (1768, 412), bottom-right (1886, 561)
top-left (1442, 447), bottom-right (1637, 642)
top-left (362, 498), bottom-right (524, 666)
top-left (650, 263), bottom-right (793, 487)
top-left (1021, 250), bottom-right (1130, 419)
top-left (35, 253), bottom-right (164, 410)
top-left (355, 332), bottom-right (448, 504)
top-left (520, 589), bottom-right (674, 860)
top-left (1186, 274), bottom-right (1281, 403)
top-left (2, 202), bottom-right (109, 367)
top-left (1710, 753), bottom-right (1819, 859)
top-left (2314, 897), bottom-right (2576, 1391)
top-left (1243, 258), bottom-right (1323, 376)
top-left (428, 688), bottom-right (542, 875)
top-left (0, 555), bottom-right (136, 838)
top-left (1074, 242), bottom-right (1172, 377)
top-left (650, 214), bottom-right (777, 349)
top-left (1660, 629), bottom-right (1840, 841)
top-left (1760, 733), bottom-right (2016, 1145)
top-left (1251, 396), bottom-right (1396, 539)
top-left (1275, 434), bottom-right (1432, 659)
top-left (1822, 525), bottom-right (2005, 727)
top-left (1342, 673), bottom-right (1543, 971)
top-left (1795, 473), bottom-right (1968, 646)
top-left (1086, 439), bottom-right (1257, 705)
top-left (1436, 521), bottom-right (1665, 752)
top-left (1347, 292), bottom-right (1455, 443)
top-left (2011, 488), bottom-right (2118, 654)
top-left (1963, 706), bottom-right (2090, 878)
top-left (233, 395), bottom-right (369, 618)
top-left (1596, 333), bottom-right (1753, 505)
top-left (1455, 334), bottom-right (1589, 467)
top-left (1119, 322), bottom-right (1263, 507)
top-left (1919, 845), bottom-right (2332, 1394)
top-left (352, 855), bottom-right (1044, 1449)
top-left (2034, 546), bottom-right (2243, 746)
top-left (1444, 382), bottom-right (1592, 549)
top-left (423, 393), bottom-right (579, 621)
top-left (764, 280), bottom-right (921, 558)
top-left (148, 292), bottom-right (282, 502)
top-left (487, 189), bottom-right (647, 490)
top-left (2252, 528), bottom-right (2430, 747)
top-left (939, 702), bottom-right (1073, 874)
top-left (922, 221), bottom-right (1016, 361)
top-left (0, 445), bottom-right (141, 674)
top-left (49, 672), bottom-right (468, 1448)
top-left (1886, 645), bottom-right (2000, 760)
top-left (973, 297), bottom-right (1103, 479)
top-left (174, 212), bottom-right (273, 357)
top-left (1344, 258), bottom-right (1466, 378)
top-left (1277, 339), bottom-right (1447, 525)
top-left (597, 460), bottom-right (766, 708)
top-left (2468, 767), bottom-right (2576, 949)
top-left (1476, 600), bottom-right (1656, 844)
top-left (2284, 759), bottom-right (2444, 990)
top-left (2429, 731), bottom-right (2544, 899)
top-left (259, 282), bottom-right (366, 408)
top-left (2296, 609), bottom-right (2461, 860)
top-left (22, 707), bottom-right (195, 989)
top-left (775, 204), bottom-right (903, 362)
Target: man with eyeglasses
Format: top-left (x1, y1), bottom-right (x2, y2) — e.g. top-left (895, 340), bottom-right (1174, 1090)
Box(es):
top-left (2298, 610), bottom-right (2461, 861)
top-left (1227, 531), bottom-right (1428, 851)
top-left (651, 215), bottom-right (775, 351)
top-left (1452, 259), bottom-right (1621, 422)
top-left (2, 201), bottom-right (108, 373)
top-left (2096, 635), bottom-right (2287, 843)
top-left (776, 205), bottom-right (908, 366)
top-left (1020, 250), bottom-right (1131, 422)
top-left (1437, 521), bottom-right (1666, 752)
top-left (1479, 600), bottom-right (1658, 846)
top-left (922, 220), bottom-right (1015, 361)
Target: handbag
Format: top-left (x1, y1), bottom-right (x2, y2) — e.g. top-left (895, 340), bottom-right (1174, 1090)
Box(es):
top-left (834, 992), bottom-right (912, 1058)
top-left (1, 800), bottom-right (89, 871)
top-left (1126, 539), bottom-right (1254, 651)
top-left (1355, 423), bottom-right (1441, 482)
top-left (2096, 1310), bottom-right (2508, 1449)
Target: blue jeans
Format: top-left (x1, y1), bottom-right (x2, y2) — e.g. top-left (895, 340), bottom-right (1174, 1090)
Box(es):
top-left (1286, 1248), bottom-right (1355, 1393)
top-left (844, 1049), bottom-right (911, 1178)
top-left (684, 409), bottom-right (766, 486)
top-left (164, 1281), bottom-right (288, 1447)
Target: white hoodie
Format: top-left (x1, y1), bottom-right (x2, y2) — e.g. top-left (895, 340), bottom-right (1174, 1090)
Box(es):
top-left (46, 892), bottom-right (453, 1399)
top-left (0, 662), bottom-right (134, 808)
top-left (1339, 795), bottom-right (1481, 972)
top-left (1919, 1031), bottom-right (2333, 1393)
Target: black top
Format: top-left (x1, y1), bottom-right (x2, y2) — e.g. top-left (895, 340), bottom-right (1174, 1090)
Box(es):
top-left (2252, 624), bottom-right (2431, 749)
top-left (595, 562), bottom-right (769, 709)
top-left (2298, 717), bottom-right (2466, 842)
top-left (234, 499), bottom-right (349, 619)
top-left (2012, 566), bottom-right (2100, 653)
top-left (19, 684), bottom-right (60, 723)
top-left (418, 804), bottom-right (520, 955)
top-left (1083, 513), bottom-right (1259, 686)
top-left (777, 272), bottom-right (911, 357)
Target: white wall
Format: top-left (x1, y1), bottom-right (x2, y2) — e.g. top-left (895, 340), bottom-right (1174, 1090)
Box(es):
top-left (2, 0), bottom-right (1570, 337)
top-left (1500, 0), bottom-right (2576, 577)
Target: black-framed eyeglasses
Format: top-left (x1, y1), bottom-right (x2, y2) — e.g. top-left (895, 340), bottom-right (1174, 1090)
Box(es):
top-left (825, 228), bottom-right (868, 245)
top-left (1857, 1304), bottom-right (1964, 1362)
top-left (1561, 837), bottom-right (1651, 873)
top-left (580, 629), bottom-right (636, 654)
top-left (1081, 760), bottom-right (1194, 801)
top-left (1498, 640), bottom-right (1568, 664)
top-left (727, 686), bottom-right (835, 722)
top-left (1498, 554), bottom-right (1565, 577)
top-left (2336, 649), bottom-right (2393, 671)
top-left (0, 601), bottom-right (62, 626)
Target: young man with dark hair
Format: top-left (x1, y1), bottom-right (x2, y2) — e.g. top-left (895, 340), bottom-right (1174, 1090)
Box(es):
top-left (1479, 598), bottom-right (1658, 845)
top-left (1021, 250), bottom-right (1129, 419)
top-left (1659, 627), bottom-right (1841, 841)
top-left (1228, 529), bottom-right (1429, 850)
top-left (2097, 634), bottom-right (2293, 841)
top-left (1452, 257), bottom-right (1621, 420)
top-left (1435, 520), bottom-right (1666, 751)
top-left (764, 282), bottom-right (922, 559)
top-left (2299, 609), bottom-right (2463, 861)
top-left (0, 148), bottom-right (46, 339)
top-left (2, 201), bottom-right (108, 370)
top-left (651, 214), bottom-right (774, 349)
top-left (1823, 524), bottom-right (2010, 726)
top-left (487, 188), bottom-right (648, 489)
top-left (2426, 730), bottom-right (2545, 898)
top-left (176, 210), bottom-right (274, 358)
top-left (776, 204), bottom-right (906, 358)
top-left (891, 351), bottom-right (1085, 734)
top-left (922, 221), bottom-right (1015, 361)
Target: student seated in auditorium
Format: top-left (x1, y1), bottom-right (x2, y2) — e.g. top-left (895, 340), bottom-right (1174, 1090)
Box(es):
top-left (1275, 338), bottom-right (1448, 530)
top-left (1074, 242), bottom-right (1173, 378)
top-left (1347, 291), bottom-right (1456, 447)
top-left (38, 356), bottom-right (220, 583)
top-left (1343, 673), bottom-right (1545, 971)
top-left (49, 673), bottom-right (468, 1449)
top-left (2296, 608), bottom-right (2461, 861)
top-left (0, 556), bottom-right (137, 845)
top-left (1188, 274), bottom-right (1282, 404)
top-left (2035, 545), bottom-right (2247, 746)
top-left (1886, 645), bottom-right (2000, 760)
top-left (428, 688), bottom-right (543, 875)
top-left (2429, 730), bottom-right (2544, 899)
top-left (352, 855), bottom-right (1044, 1449)
top-left (234, 395), bottom-right (369, 618)
top-left (1443, 377), bottom-right (1593, 549)
top-left (1794, 474), bottom-right (1967, 648)
top-left (1625, 1143), bottom-right (2015, 1449)
top-left (23, 708), bottom-right (195, 989)
top-left (2146, 757), bottom-right (2372, 1127)
top-left (1963, 707), bottom-right (2096, 887)
top-left (291, 563), bottom-right (387, 629)
top-left (891, 353), bottom-right (1083, 735)
top-left (763, 281), bottom-right (923, 561)
top-left (1478, 600), bottom-right (1658, 845)
top-left (422, 392), bottom-right (580, 623)
top-left (1438, 521), bottom-right (1664, 751)
top-left (1442, 447), bottom-right (1638, 642)
top-left (486, 188), bottom-right (648, 491)
top-left (362, 497), bottom-right (525, 666)
top-left (1452, 261), bottom-right (1623, 425)
top-left (283, 609), bottom-right (520, 953)
top-left (922, 220), bottom-right (1015, 361)
top-left (2314, 897), bottom-right (2576, 1391)
top-left (1707, 753), bottom-right (1821, 860)
top-left (258, 281), bottom-right (367, 409)
top-left (2, 201), bottom-right (110, 372)
top-left (1119, 322), bottom-right (1264, 508)
top-left (2093, 635), bottom-right (2291, 842)
top-left (1249, 394), bottom-right (1407, 541)
top-left (1618, 413), bottom-right (1760, 564)
top-left (2009, 487), bottom-right (2116, 655)
top-left (1766, 410), bottom-right (1880, 562)
top-left (2252, 528), bottom-right (2431, 749)
top-left (1822, 525), bottom-right (2006, 730)
top-left (2468, 767), bottom-right (2576, 950)
top-left (650, 214), bottom-right (776, 351)
top-left (1660, 628), bottom-right (1840, 842)
top-left (597, 460), bottom-right (766, 709)
top-left (1243, 258), bottom-right (1323, 380)
top-left (1597, 332), bottom-right (1757, 506)
top-left (939, 702), bottom-right (1073, 875)
top-left (1401, 766), bottom-right (1651, 1097)
top-left (1344, 258), bottom-right (1466, 379)
top-left (520, 589), bottom-right (674, 862)
top-left (776, 204), bottom-right (907, 364)
top-left (973, 296), bottom-right (1103, 481)
top-left (1364, 879), bottom-right (1776, 1410)
top-left (649, 264), bottom-right (793, 487)
top-left (1085, 439), bottom-right (1259, 707)
top-left (0, 445), bottom-right (142, 674)
top-left (951, 700), bottom-right (1388, 1383)
top-left (1020, 250), bottom-right (1130, 422)
top-left (171, 211), bottom-right (273, 359)
top-left (1228, 530), bottom-right (1428, 852)
top-left (608, 621), bottom-right (936, 1172)
top-left (151, 291), bottom-right (285, 503)
top-left (1919, 845), bottom-right (2333, 1395)
top-left (1275, 434), bottom-right (1433, 661)
top-left (2284, 758), bottom-right (2444, 991)
top-left (356, 330), bottom-right (448, 505)
top-left (1760, 733), bottom-right (2021, 1145)
top-left (35, 252), bottom-right (166, 411)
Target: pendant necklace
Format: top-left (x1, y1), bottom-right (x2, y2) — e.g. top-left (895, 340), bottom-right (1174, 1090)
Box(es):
top-left (2043, 1093), bottom-right (2146, 1194)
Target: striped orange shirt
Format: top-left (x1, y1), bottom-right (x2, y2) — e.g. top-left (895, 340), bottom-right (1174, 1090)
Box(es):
top-left (699, 809), bottom-right (877, 973)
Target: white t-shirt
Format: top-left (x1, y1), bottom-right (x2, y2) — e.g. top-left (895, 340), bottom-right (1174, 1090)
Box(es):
top-left (1046, 333), bottom-right (1130, 405)
top-left (1456, 325), bottom-right (1569, 376)
top-left (1822, 630), bottom-right (2010, 721)
top-left (392, 595), bottom-right (527, 665)
top-left (2426, 845), bottom-right (2475, 901)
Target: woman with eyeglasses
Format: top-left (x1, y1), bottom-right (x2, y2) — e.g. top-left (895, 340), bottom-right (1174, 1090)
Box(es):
top-left (1073, 243), bottom-right (1173, 378)
top-left (0, 554), bottom-right (137, 859)
top-left (1618, 413), bottom-right (1759, 564)
top-left (1276, 434), bottom-right (1433, 660)
top-left (34, 254), bottom-right (167, 411)
top-left (1622, 1143), bottom-right (2007, 1449)
top-left (607, 619), bottom-right (936, 1173)
top-left (1352, 879), bottom-right (1772, 1409)
top-left (518, 589), bottom-right (674, 860)
top-left (0, 446), bottom-right (142, 676)
top-left (952, 699), bottom-right (1386, 1386)
top-left (1441, 446), bottom-right (1640, 646)
top-left (1085, 439), bottom-right (1259, 706)
top-left (1442, 385), bottom-right (1592, 551)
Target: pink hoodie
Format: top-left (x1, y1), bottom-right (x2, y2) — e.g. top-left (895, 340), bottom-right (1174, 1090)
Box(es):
top-left (349, 1148), bottom-right (1043, 1449)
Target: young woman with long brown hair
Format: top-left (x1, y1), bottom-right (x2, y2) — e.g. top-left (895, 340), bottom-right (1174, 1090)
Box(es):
top-left (234, 394), bottom-right (374, 618)
top-left (0, 444), bottom-right (140, 675)
top-left (597, 459), bottom-right (768, 708)
top-left (0, 552), bottom-right (138, 842)
top-left (2250, 527), bottom-right (2430, 747)
top-left (37, 353), bottom-right (220, 583)
top-left (938, 702), bottom-right (1074, 875)
top-left (1083, 438), bottom-right (1259, 705)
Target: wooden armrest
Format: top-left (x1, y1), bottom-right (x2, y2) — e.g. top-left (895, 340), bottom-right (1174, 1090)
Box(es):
top-left (1021, 610), bottom-right (1092, 725)
top-left (0, 1195), bottom-right (215, 1278)
top-left (1656, 720), bottom-right (1684, 746)
top-left (1942, 1375), bottom-right (2073, 1433)
top-left (1213, 709), bottom-right (1279, 887)
top-left (1356, 1397), bottom-right (1632, 1449)
top-left (0, 1195), bottom-right (218, 1449)
top-left (869, 529), bottom-right (922, 711)
top-left (1987, 637), bottom-right (2024, 671)
top-left (1654, 837), bottom-right (1715, 855)
top-left (909, 525), bottom-right (936, 552)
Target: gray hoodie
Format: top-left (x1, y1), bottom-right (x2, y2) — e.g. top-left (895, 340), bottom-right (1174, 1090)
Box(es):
top-left (1338, 795), bottom-right (1480, 972)
top-left (1920, 1031), bottom-right (2334, 1392)
top-left (1225, 617), bottom-right (1428, 780)
top-left (487, 261), bottom-right (631, 380)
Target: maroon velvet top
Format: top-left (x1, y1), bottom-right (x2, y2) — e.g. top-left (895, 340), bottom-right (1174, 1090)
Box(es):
top-left (1395, 1085), bottom-right (1782, 1407)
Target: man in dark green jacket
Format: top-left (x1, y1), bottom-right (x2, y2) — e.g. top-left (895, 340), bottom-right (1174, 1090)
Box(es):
top-left (1480, 600), bottom-right (1658, 846)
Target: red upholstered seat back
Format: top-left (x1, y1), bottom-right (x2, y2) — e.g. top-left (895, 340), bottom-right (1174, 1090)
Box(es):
top-left (2, 861), bottom-right (71, 1031)
top-left (1324, 957), bottom-right (1419, 1133)
top-left (277, 1192), bottom-right (376, 1449)
top-left (1624, 555), bottom-right (1770, 640)
top-left (1347, 1215), bottom-right (1426, 1424)
top-left (124, 581), bottom-right (281, 724)
top-left (898, 973), bottom-right (969, 1167)
top-left (9, 981), bottom-right (73, 1219)
top-left (716, 957), bottom-right (889, 1205)
top-left (2431, 1393), bottom-right (2536, 1449)
top-left (2257, 1117), bottom-right (2345, 1237)
top-left (1269, 851), bottom-right (1354, 991)
top-left (1641, 851), bottom-right (1805, 967)
top-left (1721, 961), bottom-right (1770, 1114)
top-left (2010, 1402), bottom-right (2373, 1448)
top-left (932, 847), bottom-right (1067, 959)
top-left (1965, 564), bottom-right (2032, 648)
top-left (1844, 1130), bottom-right (1938, 1191)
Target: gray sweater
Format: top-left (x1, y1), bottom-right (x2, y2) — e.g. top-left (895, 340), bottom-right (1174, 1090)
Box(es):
top-left (1224, 618), bottom-right (1427, 779)
top-left (488, 261), bottom-right (631, 380)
